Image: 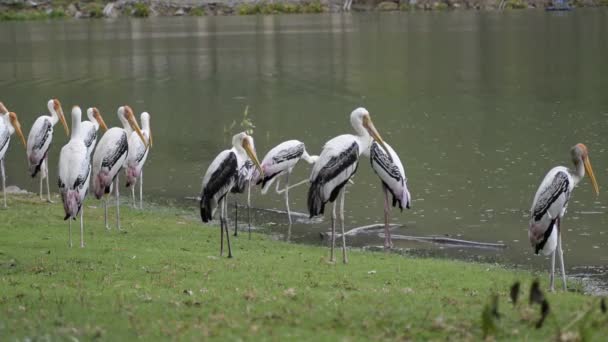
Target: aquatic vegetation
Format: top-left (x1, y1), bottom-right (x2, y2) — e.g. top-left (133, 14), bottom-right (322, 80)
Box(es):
top-left (237, 1), bottom-right (325, 15)
top-left (190, 7), bottom-right (206, 16)
top-left (84, 3), bottom-right (105, 18)
top-left (505, 0), bottom-right (527, 9)
top-left (132, 2), bottom-right (150, 18)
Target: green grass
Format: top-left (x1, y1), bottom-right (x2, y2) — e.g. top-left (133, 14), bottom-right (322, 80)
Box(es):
top-left (190, 7), bottom-right (206, 16)
top-left (237, 1), bottom-right (325, 15)
top-left (1, 194), bottom-right (607, 340)
top-left (132, 2), bottom-right (150, 18)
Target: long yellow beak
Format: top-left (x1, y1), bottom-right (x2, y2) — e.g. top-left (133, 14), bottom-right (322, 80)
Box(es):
top-left (243, 138), bottom-right (263, 177)
top-left (94, 109), bottom-right (108, 132)
top-left (126, 108), bottom-right (147, 146)
top-left (148, 129), bottom-right (153, 148)
top-left (9, 113), bottom-right (26, 147)
top-left (363, 115), bottom-right (389, 155)
top-left (583, 157), bottom-right (599, 196)
top-left (57, 104), bottom-right (69, 137)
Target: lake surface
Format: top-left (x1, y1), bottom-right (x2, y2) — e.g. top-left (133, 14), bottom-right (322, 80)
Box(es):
top-left (1, 10), bottom-right (607, 289)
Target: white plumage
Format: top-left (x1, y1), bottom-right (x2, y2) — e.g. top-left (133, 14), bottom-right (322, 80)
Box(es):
top-left (125, 112), bottom-right (152, 209)
top-left (58, 106), bottom-right (90, 248)
top-left (0, 103), bottom-right (26, 208)
top-left (200, 132), bottom-right (262, 258)
top-left (26, 99), bottom-right (69, 202)
top-left (307, 107), bottom-right (389, 263)
top-left (92, 105), bottom-right (146, 230)
top-left (80, 107), bottom-right (108, 157)
top-left (370, 140), bottom-right (411, 249)
top-left (528, 143), bottom-right (599, 291)
top-left (253, 139), bottom-right (318, 224)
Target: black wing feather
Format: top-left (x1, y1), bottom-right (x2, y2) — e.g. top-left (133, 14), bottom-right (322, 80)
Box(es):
top-left (200, 152), bottom-right (238, 222)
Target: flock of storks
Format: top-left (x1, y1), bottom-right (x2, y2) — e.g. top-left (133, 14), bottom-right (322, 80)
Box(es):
top-left (0, 101), bottom-right (600, 292)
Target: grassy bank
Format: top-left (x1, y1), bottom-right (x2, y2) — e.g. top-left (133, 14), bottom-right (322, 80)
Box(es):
top-left (1, 194), bottom-right (607, 340)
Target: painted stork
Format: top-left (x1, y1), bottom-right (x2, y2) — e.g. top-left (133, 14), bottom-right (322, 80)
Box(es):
top-left (58, 106), bottom-right (90, 248)
top-left (125, 112), bottom-right (152, 209)
top-left (308, 107), bottom-right (388, 263)
top-left (92, 105), bottom-right (146, 230)
top-left (200, 132), bottom-right (263, 258)
top-left (26, 99), bottom-right (69, 202)
top-left (529, 143), bottom-right (599, 291)
top-left (253, 140), bottom-right (318, 225)
top-left (81, 107), bottom-right (108, 156)
top-left (0, 103), bottom-right (26, 208)
top-left (369, 140), bottom-right (412, 249)
top-left (230, 158), bottom-right (254, 237)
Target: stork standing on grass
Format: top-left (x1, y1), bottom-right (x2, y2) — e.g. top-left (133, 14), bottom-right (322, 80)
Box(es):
top-left (529, 143), bottom-right (599, 292)
top-left (253, 140), bottom-right (318, 225)
top-left (58, 106), bottom-right (90, 248)
top-left (308, 107), bottom-right (389, 263)
top-left (370, 140), bottom-right (412, 249)
top-left (92, 106), bottom-right (147, 230)
top-left (26, 99), bottom-right (69, 202)
top-left (0, 103), bottom-right (27, 208)
top-left (125, 112), bottom-right (152, 209)
top-left (200, 132), bottom-right (263, 258)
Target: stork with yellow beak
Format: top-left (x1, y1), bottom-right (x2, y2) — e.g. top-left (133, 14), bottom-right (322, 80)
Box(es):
top-left (81, 107), bottom-right (108, 157)
top-left (0, 102), bottom-right (27, 208)
top-left (200, 132), bottom-right (263, 258)
top-left (92, 106), bottom-right (147, 230)
top-left (125, 112), bottom-right (152, 209)
top-left (529, 143), bottom-right (600, 292)
top-left (308, 107), bottom-right (390, 264)
top-left (26, 99), bottom-right (69, 202)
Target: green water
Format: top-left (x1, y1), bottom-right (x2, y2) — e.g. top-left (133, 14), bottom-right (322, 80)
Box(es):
top-left (1, 10), bottom-right (607, 286)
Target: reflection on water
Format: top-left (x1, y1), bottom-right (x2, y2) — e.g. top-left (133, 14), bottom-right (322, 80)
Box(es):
top-left (1, 10), bottom-right (607, 288)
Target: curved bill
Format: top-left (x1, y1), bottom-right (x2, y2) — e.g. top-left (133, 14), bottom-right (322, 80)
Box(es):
top-left (148, 129), bottom-right (153, 148)
top-left (583, 157), bottom-right (599, 196)
top-left (93, 108), bottom-right (108, 131)
top-left (125, 107), bottom-right (147, 146)
top-left (55, 100), bottom-right (69, 136)
top-left (9, 112), bottom-right (26, 147)
top-left (242, 137), bottom-right (263, 177)
top-left (363, 115), bottom-right (389, 155)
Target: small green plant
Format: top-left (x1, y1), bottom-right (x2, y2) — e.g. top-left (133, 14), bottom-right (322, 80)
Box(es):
top-left (302, 1), bottom-right (324, 13)
top-left (132, 2), bottom-right (150, 18)
top-left (240, 105), bottom-right (255, 135)
top-left (505, 0), bottom-right (527, 9)
top-left (190, 7), bottom-right (205, 16)
top-left (237, 3), bottom-right (261, 15)
top-left (48, 8), bottom-right (67, 19)
top-left (433, 2), bottom-right (448, 10)
top-left (85, 3), bottom-right (105, 18)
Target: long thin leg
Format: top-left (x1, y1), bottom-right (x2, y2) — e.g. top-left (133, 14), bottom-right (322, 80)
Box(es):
top-left (115, 175), bottom-right (121, 230)
top-left (549, 250), bottom-right (556, 292)
top-left (339, 187), bottom-right (348, 264)
top-left (80, 206), bottom-right (85, 248)
top-left (284, 172), bottom-right (292, 225)
top-left (104, 198), bottom-right (109, 230)
top-left (68, 217), bottom-right (73, 248)
top-left (383, 186), bottom-right (391, 249)
top-left (223, 198), bottom-right (233, 258)
top-left (39, 163), bottom-right (44, 200)
top-left (234, 199), bottom-right (238, 237)
top-left (1, 159), bottom-right (6, 208)
top-left (139, 170), bottom-right (143, 209)
top-left (247, 180), bottom-right (251, 240)
top-left (557, 220), bottom-right (567, 291)
top-left (330, 200), bottom-right (337, 263)
top-left (44, 156), bottom-right (52, 203)
top-left (131, 184), bottom-right (136, 208)
top-left (219, 198), bottom-right (224, 256)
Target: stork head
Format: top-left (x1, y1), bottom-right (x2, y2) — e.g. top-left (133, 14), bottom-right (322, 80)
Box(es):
top-left (350, 107), bottom-right (389, 155)
top-left (572, 143), bottom-right (599, 196)
top-left (118, 105), bottom-right (147, 147)
top-left (233, 132), bottom-right (263, 177)
top-left (48, 98), bottom-right (69, 136)
top-left (88, 107), bottom-right (108, 132)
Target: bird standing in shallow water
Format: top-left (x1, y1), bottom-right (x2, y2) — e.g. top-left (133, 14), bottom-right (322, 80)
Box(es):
top-left (308, 107), bottom-right (389, 264)
top-left (200, 132), bottom-right (263, 258)
top-left (26, 99), bottom-right (69, 202)
top-left (0, 103), bottom-right (27, 208)
top-left (529, 143), bottom-right (599, 291)
top-left (370, 140), bottom-right (411, 249)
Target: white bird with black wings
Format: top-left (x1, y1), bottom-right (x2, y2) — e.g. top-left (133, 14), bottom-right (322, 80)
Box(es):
top-left (0, 102), bottom-right (27, 208)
